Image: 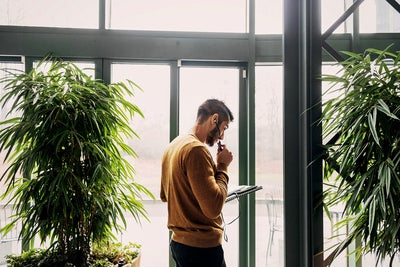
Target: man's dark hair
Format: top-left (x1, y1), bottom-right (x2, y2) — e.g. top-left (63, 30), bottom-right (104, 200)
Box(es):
top-left (196, 99), bottom-right (234, 124)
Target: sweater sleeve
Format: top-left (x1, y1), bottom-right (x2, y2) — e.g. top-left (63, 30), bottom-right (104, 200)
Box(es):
top-left (160, 150), bottom-right (169, 202)
top-left (186, 146), bottom-right (229, 219)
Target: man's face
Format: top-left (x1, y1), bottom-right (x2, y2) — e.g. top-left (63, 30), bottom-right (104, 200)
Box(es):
top-left (206, 121), bottom-right (229, 147)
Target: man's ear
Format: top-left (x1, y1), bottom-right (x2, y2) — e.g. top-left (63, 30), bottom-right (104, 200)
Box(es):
top-left (211, 114), bottom-right (219, 124)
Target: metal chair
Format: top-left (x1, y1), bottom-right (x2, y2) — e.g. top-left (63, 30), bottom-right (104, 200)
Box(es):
top-left (265, 192), bottom-right (283, 264)
top-left (0, 204), bottom-right (21, 265)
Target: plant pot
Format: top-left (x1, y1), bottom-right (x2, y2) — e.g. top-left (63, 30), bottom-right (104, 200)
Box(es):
top-left (123, 253), bottom-right (141, 267)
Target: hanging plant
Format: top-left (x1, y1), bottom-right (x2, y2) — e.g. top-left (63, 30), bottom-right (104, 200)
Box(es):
top-left (322, 46), bottom-right (400, 266)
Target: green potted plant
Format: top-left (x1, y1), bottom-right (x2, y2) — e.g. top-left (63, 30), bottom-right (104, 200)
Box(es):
top-left (321, 46), bottom-right (400, 266)
top-left (0, 56), bottom-right (153, 266)
top-left (90, 241), bottom-right (141, 267)
top-left (5, 241), bottom-right (141, 267)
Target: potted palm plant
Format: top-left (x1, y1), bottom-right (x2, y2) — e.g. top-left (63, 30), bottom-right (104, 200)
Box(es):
top-left (0, 56), bottom-right (153, 266)
top-left (321, 46), bottom-right (400, 266)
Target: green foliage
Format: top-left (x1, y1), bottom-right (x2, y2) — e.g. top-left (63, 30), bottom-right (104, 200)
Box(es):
top-left (0, 57), bottom-right (154, 266)
top-left (5, 248), bottom-right (71, 267)
top-left (90, 241), bottom-right (141, 266)
top-left (5, 242), bottom-right (140, 267)
top-left (322, 46), bottom-right (400, 266)
top-left (5, 249), bottom-right (50, 267)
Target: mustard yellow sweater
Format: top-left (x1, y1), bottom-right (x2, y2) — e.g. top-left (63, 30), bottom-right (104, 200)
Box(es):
top-left (160, 134), bottom-right (229, 248)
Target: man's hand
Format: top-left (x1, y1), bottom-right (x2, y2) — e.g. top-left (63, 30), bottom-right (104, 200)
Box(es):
top-left (216, 144), bottom-right (233, 167)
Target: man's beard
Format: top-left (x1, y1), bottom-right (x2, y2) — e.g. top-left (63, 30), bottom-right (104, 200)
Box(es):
top-left (206, 126), bottom-right (220, 146)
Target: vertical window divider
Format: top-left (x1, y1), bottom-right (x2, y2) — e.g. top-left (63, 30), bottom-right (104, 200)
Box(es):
top-left (168, 60), bottom-right (179, 267)
top-left (96, 58), bottom-right (108, 82)
top-left (99, 0), bottom-right (106, 30)
top-left (238, 64), bottom-right (251, 267)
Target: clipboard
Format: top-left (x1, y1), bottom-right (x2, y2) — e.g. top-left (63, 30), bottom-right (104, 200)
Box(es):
top-left (225, 185), bottom-right (263, 202)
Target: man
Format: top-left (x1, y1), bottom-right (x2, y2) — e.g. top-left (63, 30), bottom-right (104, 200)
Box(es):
top-left (160, 99), bottom-right (234, 267)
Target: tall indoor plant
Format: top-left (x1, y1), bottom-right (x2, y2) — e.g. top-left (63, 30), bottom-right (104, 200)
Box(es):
top-left (0, 57), bottom-right (153, 266)
top-left (321, 47), bottom-right (400, 266)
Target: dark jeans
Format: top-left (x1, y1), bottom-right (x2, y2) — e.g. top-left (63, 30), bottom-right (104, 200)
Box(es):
top-left (170, 240), bottom-right (227, 267)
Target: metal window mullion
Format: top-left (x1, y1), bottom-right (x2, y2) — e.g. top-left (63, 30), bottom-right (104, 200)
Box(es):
top-left (247, 62), bottom-right (256, 267)
top-left (238, 66), bottom-right (250, 267)
top-left (99, 0), bottom-right (106, 30)
top-left (20, 57), bottom-right (34, 252)
top-left (168, 60), bottom-right (180, 267)
top-left (284, 1), bottom-right (323, 267)
top-left (386, 0), bottom-right (400, 13)
top-left (247, 0), bottom-right (256, 265)
top-left (96, 59), bottom-right (108, 83)
top-left (170, 60), bottom-right (180, 142)
top-left (352, 0), bottom-right (361, 52)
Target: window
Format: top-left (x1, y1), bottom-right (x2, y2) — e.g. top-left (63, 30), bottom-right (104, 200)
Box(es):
top-left (360, 0), bottom-right (400, 33)
top-left (255, 0), bottom-right (283, 34)
top-left (255, 65), bottom-right (284, 267)
top-left (0, 62), bottom-right (24, 122)
top-left (111, 63), bottom-right (171, 267)
top-left (179, 65), bottom-right (240, 267)
top-left (0, 0), bottom-right (98, 28)
top-left (106, 0), bottom-right (247, 33)
top-left (321, 0), bottom-right (350, 33)
top-left (321, 63), bottom-right (348, 267)
top-left (0, 62), bottom-right (24, 264)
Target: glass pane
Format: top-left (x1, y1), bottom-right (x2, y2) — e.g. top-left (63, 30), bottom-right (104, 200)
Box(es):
top-left (255, 65), bottom-right (284, 267)
top-left (107, 0), bottom-right (247, 33)
top-left (321, 0), bottom-right (349, 33)
top-left (179, 66), bottom-right (240, 267)
top-left (0, 62), bottom-right (24, 122)
top-left (33, 61), bottom-right (95, 77)
top-left (255, 0), bottom-right (283, 34)
top-left (360, 0), bottom-right (400, 33)
top-left (363, 253), bottom-right (400, 266)
top-left (0, 0), bottom-right (98, 28)
top-left (321, 64), bottom-right (348, 267)
top-left (111, 63), bottom-right (170, 267)
top-left (179, 67), bottom-right (239, 184)
top-left (0, 62), bottom-right (24, 264)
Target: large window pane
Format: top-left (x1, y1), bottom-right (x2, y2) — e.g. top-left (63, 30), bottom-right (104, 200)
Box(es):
top-left (179, 66), bottom-right (240, 267)
top-left (0, 62), bottom-right (24, 265)
top-left (0, 0), bottom-right (98, 28)
top-left (255, 65), bottom-right (284, 267)
top-left (321, 0), bottom-right (350, 33)
top-left (179, 67), bottom-right (239, 184)
top-left (255, 0), bottom-right (283, 34)
top-left (33, 61), bottom-right (95, 77)
top-left (0, 62), bottom-right (24, 122)
top-left (106, 0), bottom-right (247, 33)
top-left (111, 63), bottom-right (170, 267)
top-left (360, 0), bottom-right (400, 33)
top-left (321, 64), bottom-right (348, 267)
